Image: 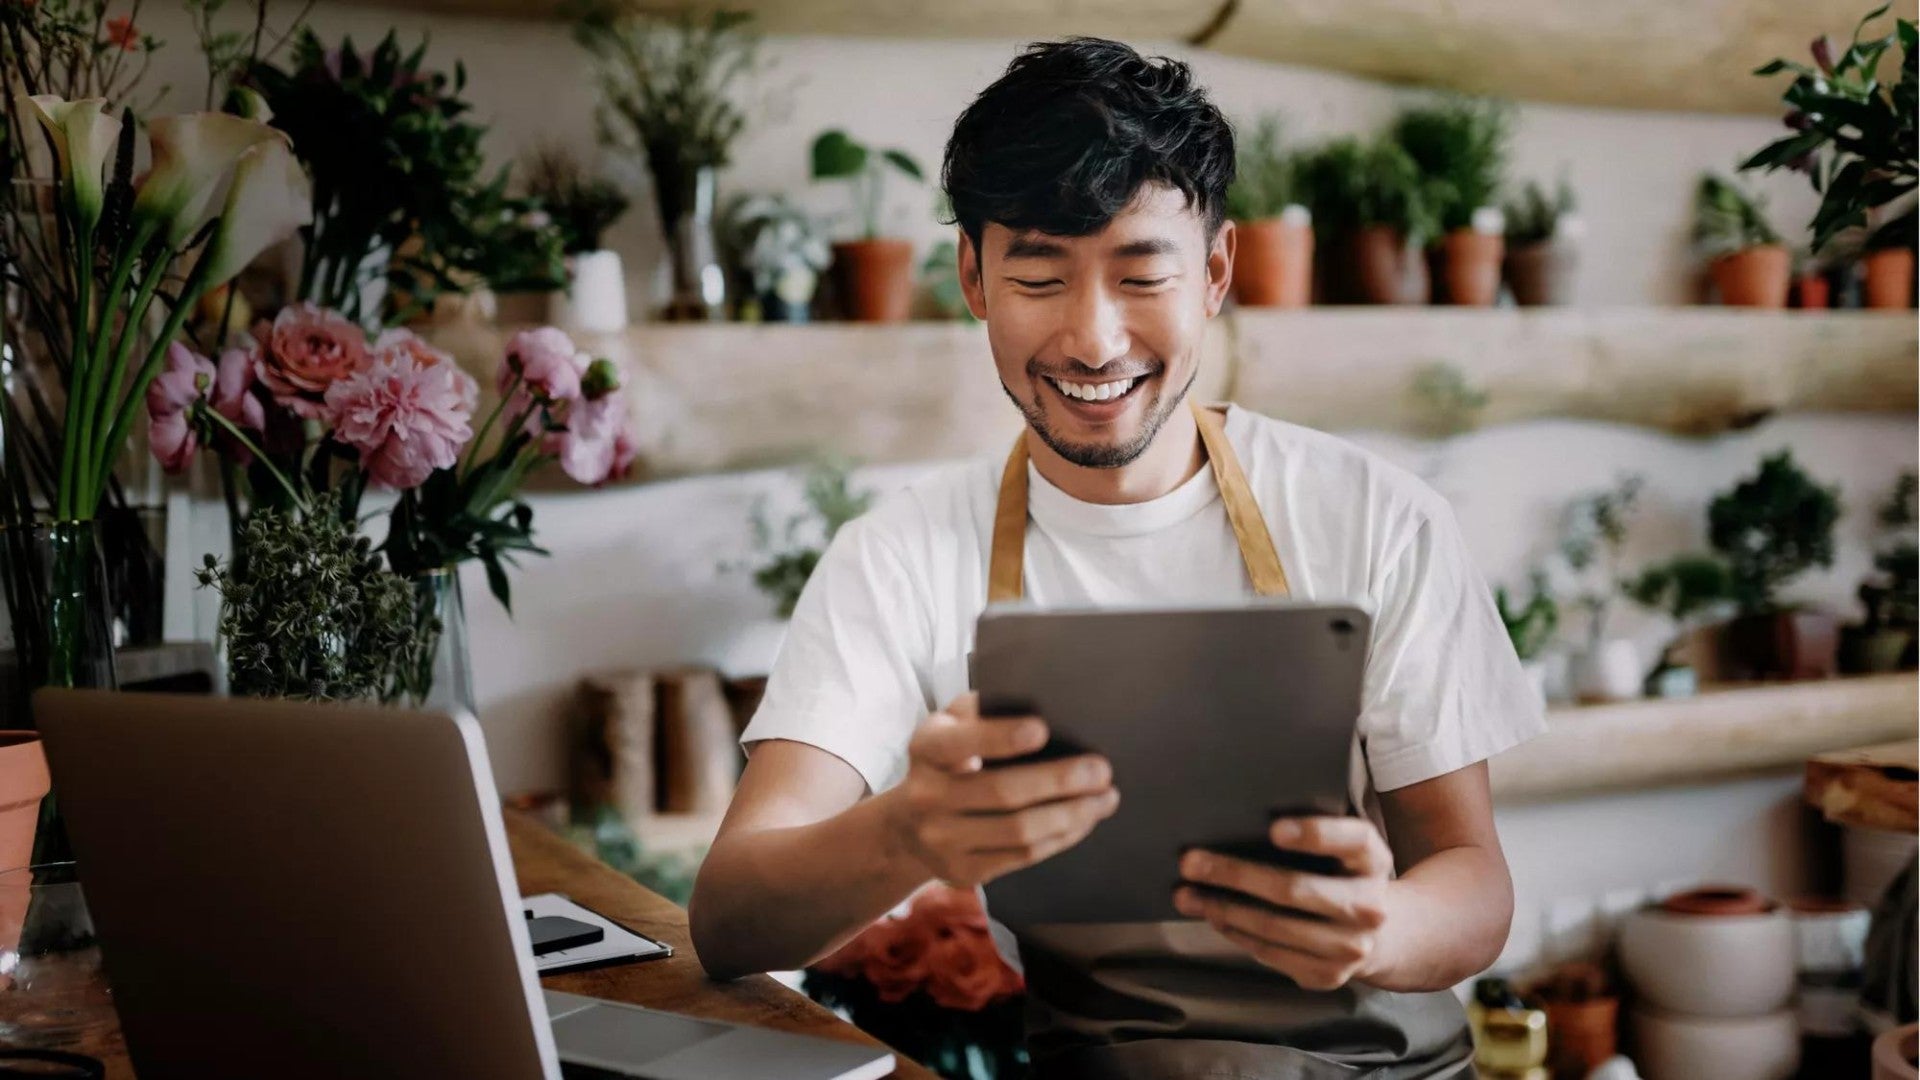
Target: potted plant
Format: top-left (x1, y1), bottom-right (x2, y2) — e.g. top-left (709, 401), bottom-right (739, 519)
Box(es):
top-left (525, 145), bottom-right (633, 333)
top-left (1792, 250), bottom-right (1834, 308)
top-left (1391, 98), bottom-right (1513, 306)
top-left (721, 194), bottom-right (831, 323)
top-left (1297, 137), bottom-right (1438, 304)
top-left (1693, 173), bottom-right (1791, 307)
top-left (1495, 573), bottom-right (1559, 706)
top-left (1226, 116), bottom-right (1313, 308)
top-left (1503, 176), bottom-right (1582, 305)
top-left (1744, 5), bottom-right (1916, 310)
top-left (1559, 476), bottom-right (1647, 703)
top-left (1625, 554), bottom-right (1736, 696)
top-left (1844, 471), bottom-right (1918, 672)
top-left (812, 129), bottom-right (925, 322)
top-left (573, 5), bottom-right (758, 322)
top-left (1708, 451), bottom-right (1843, 679)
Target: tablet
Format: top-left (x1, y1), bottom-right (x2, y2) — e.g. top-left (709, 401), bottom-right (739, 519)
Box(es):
top-left (974, 600), bottom-right (1367, 927)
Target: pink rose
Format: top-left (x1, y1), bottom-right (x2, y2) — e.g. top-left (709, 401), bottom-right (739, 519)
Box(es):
top-left (254, 302), bottom-right (369, 419)
top-left (858, 919), bottom-right (933, 1004)
top-left (145, 342), bottom-right (214, 473)
top-left (500, 326), bottom-right (586, 404)
top-left (323, 346), bottom-right (474, 491)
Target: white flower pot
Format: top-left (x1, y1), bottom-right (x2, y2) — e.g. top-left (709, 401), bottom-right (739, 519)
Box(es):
top-left (1629, 1003), bottom-right (1798, 1080)
top-left (1617, 904), bottom-right (1797, 1017)
top-left (1571, 639), bottom-right (1644, 703)
top-left (549, 249), bottom-right (629, 334)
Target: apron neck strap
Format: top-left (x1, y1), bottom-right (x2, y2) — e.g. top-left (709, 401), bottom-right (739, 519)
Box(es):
top-left (987, 401), bottom-right (1291, 604)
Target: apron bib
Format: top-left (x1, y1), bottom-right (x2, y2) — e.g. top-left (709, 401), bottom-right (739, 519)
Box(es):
top-left (981, 401), bottom-right (1475, 1079)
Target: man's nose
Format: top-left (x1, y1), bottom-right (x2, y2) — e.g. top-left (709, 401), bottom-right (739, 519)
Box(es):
top-left (1056, 286), bottom-right (1131, 370)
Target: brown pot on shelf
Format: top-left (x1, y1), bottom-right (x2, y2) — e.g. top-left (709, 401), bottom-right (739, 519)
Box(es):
top-left (1720, 610), bottom-right (1840, 681)
top-left (1232, 215), bottom-right (1314, 308)
top-left (1863, 247), bottom-right (1916, 310)
top-left (1440, 228), bottom-right (1505, 307)
top-left (1530, 962), bottom-right (1619, 1080)
top-left (1792, 272), bottom-right (1832, 309)
top-left (1349, 225), bottom-right (1430, 305)
top-left (0, 732), bottom-right (49, 873)
top-left (1504, 241), bottom-right (1577, 306)
top-left (831, 238), bottom-right (915, 323)
top-left (1709, 245), bottom-right (1792, 308)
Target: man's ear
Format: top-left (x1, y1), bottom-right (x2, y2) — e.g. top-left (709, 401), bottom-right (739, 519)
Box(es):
top-left (1205, 219), bottom-right (1235, 318)
top-left (958, 228), bottom-right (989, 321)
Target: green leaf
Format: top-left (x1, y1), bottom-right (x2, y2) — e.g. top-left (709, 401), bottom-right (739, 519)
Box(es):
top-left (1740, 130), bottom-right (1827, 172)
top-left (482, 551), bottom-right (512, 615)
top-left (811, 130), bottom-right (868, 180)
top-left (881, 149), bottom-right (924, 181)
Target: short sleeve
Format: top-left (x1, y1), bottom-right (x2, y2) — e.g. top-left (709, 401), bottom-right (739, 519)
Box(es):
top-left (1358, 502), bottom-right (1546, 792)
top-left (738, 516), bottom-right (931, 794)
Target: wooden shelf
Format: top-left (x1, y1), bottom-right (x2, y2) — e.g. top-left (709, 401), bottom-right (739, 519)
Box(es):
top-left (422, 308), bottom-right (1918, 488)
top-left (1805, 739), bottom-right (1918, 832)
top-left (1489, 673), bottom-right (1919, 803)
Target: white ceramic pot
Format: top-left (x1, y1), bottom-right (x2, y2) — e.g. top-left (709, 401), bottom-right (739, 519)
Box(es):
top-left (549, 249), bottom-right (629, 333)
top-left (1571, 639), bottom-right (1645, 703)
top-left (1629, 1003), bottom-right (1798, 1080)
top-left (1843, 825), bottom-right (1919, 907)
top-left (1616, 904), bottom-right (1796, 1017)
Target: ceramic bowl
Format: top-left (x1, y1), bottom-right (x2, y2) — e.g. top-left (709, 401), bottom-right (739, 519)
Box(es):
top-left (1629, 1003), bottom-right (1798, 1080)
top-left (1616, 903), bottom-right (1795, 1016)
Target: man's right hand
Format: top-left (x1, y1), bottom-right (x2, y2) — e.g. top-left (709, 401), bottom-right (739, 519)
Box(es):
top-left (881, 692), bottom-right (1120, 888)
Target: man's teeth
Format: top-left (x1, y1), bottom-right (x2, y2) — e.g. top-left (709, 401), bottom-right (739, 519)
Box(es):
top-left (1049, 376), bottom-right (1139, 402)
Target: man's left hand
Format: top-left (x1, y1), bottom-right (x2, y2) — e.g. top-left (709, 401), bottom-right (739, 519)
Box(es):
top-left (1174, 816), bottom-right (1395, 991)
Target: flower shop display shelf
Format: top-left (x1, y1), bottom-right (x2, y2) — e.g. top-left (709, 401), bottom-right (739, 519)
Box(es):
top-left (424, 309), bottom-right (1918, 489)
top-left (1488, 672), bottom-right (1919, 802)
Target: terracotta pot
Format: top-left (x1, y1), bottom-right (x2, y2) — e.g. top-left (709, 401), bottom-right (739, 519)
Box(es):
top-left (1871, 1022), bottom-right (1918, 1080)
top-left (1864, 247), bottom-right (1916, 310)
top-left (1792, 272), bottom-right (1831, 309)
top-left (1709, 245), bottom-right (1791, 308)
top-left (1440, 228), bottom-right (1504, 307)
top-left (831, 238), bottom-right (915, 323)
top-left (1662, 885), bottom-right (1771, 916)
top-left (1722, 610), bottom-right (1839, 681)
top-left (1349, 226), bottom-right (1430, 305)
top-left (0, 732), bottom-right (50, 872)
top-left (1231, 216), bottom-right (1314, 308)
top-left (1504, 241), bottom-right (1577, 306)
top-left (1544, 996), bottom-right (1620, 1080)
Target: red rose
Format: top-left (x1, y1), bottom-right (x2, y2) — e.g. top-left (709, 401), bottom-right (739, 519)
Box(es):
top-left (925, 927), bottom-right (1015, 1011)
top-left (904, 884), bottom-right (990, 935)
top-left (860, 918), bottom-right (933, 1004)
top-left (253, 303), bottom-right (369, 420)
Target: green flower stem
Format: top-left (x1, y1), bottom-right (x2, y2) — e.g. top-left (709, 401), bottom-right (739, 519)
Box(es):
top-left (202, 407), bottom-right (307, 513)
top-left (87, 251), bottom-right (215, 512)
top-left (75, 221), bottom-right (160, 518)
top-left (463, 373), bottom-right (522, 476)
top-left (56, 217), bottom-right (96, 521)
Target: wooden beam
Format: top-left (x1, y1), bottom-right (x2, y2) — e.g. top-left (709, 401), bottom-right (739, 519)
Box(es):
top-left (1806, 739), bottom-right (1919, 832)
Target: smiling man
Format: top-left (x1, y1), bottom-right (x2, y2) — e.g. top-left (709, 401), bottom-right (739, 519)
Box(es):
top-left (690, 38), bottom-right (1544, 1078)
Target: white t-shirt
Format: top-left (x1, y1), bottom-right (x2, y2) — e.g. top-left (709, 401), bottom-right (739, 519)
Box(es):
top-left (741, 405), bottom-right (1545, 821)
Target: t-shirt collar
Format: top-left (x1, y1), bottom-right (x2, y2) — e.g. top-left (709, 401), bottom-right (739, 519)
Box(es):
top-left (1026, 439), bottom-right (1223, 539)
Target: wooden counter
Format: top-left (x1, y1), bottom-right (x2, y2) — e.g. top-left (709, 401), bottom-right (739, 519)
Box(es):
top-left (35, 811), bottom-right (934, 1079)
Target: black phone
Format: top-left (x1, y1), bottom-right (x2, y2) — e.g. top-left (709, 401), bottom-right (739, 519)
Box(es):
top-left (526, 914), bottom-right (604, 956)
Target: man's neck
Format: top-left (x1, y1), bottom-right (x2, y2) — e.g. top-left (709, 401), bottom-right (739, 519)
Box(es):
top-left (1026, 403), bottom-right (1207, 506)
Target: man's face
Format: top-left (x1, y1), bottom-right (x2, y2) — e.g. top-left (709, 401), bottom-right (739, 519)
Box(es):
top-left (959, 184), bottom-right (1234, 469)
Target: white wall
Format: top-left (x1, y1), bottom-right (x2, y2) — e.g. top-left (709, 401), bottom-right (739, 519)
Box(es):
top-left (149, 2), bottom-right (1912, 969)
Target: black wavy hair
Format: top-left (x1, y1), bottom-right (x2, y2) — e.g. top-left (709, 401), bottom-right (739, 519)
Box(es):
top-left (942, 37), bottom-right (1236, 251)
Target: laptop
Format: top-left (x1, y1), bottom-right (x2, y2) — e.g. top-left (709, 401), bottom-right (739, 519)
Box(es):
top-left (34, 688), bottom-right (896, 1080)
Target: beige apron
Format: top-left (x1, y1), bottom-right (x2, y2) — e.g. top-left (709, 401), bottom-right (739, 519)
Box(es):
top-left (982, 401), bottom-right (1476, 1079)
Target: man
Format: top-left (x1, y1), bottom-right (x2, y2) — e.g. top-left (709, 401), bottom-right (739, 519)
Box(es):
top-left (690, 37), bottom-right (1543, 1078)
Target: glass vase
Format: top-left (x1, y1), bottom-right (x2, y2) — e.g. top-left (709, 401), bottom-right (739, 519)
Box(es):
top-left (400, 568), bottom-right (475, 716)
top-left (651, 160), bottom-right (726, 322)
top-left (0, 522), bottom-right (118, 866)
top-left (0, 862), bottom-right (113, 1055)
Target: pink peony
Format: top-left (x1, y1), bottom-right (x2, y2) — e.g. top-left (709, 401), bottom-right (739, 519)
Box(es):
top-left (373, 327), bottom-right (478, 411)
top-left (145, 342), bottom-right (214, 473)
top-left (500, 326), bottom-right (586, 404)
top-left (545, 389), bottom-right (636, 486)
top-left (254, 302), bottom-right (369, 419)
top-left (323, 346), bottom-right (474, 490)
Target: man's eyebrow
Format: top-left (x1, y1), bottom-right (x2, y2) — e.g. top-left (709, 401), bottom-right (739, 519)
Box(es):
top-left (1002, 234), bottom-right (1068, 260)
top-left (1112, 237), bottom-right (1180, 258)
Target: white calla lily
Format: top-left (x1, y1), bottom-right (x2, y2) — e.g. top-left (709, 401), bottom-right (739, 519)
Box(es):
top-left (227, 87), bottom-right (274, 123)
top-left (133, 113), bottom-right (285, 251)
top-left (203, 136), bottom-right (312, 287)
top-left (23, 94), bottom-right (121, 231)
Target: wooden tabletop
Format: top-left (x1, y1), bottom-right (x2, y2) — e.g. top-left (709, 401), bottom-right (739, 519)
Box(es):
top-left (31, 811), bottom-right (933, 1079)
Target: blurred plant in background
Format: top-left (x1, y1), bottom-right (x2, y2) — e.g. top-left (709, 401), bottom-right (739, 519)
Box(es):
top-left (523, 143), bottom-right (632, 256)
top-left (1692, 173), bottom-right (1785, 258)
top-left (1390, 97), bottom-right (1513, 235)
top-left (744, 460), bottom-right (873, 618)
